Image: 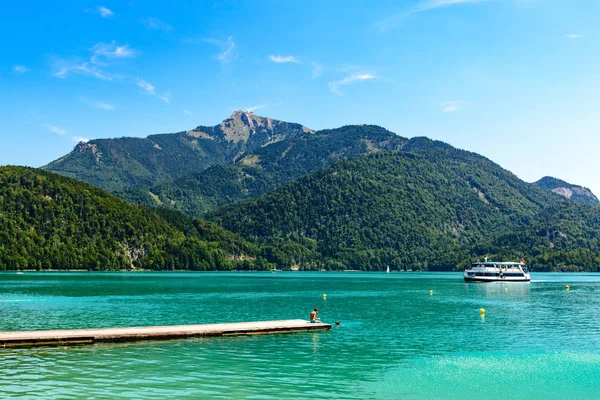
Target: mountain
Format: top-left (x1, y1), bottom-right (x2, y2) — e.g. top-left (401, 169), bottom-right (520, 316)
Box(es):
top-left (42, 111), bottom-right (313, 193)
top-left (534, 176), bottom-right (599, 206)
top-left (210, 140), bottom-right (600, 272)
top-left (0, 166), bottom-right (272, 271)
top-left (36, 111), bottom-right (599, 272)
top-left (120, 125), bottom-right (408, 216)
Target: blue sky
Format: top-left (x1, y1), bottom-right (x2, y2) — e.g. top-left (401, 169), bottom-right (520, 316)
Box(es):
top-left (2, 0), bottom-right (599, 194)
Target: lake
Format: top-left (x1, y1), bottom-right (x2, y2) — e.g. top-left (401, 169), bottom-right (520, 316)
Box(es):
top-left (1, 272), bottom-right (599, 399)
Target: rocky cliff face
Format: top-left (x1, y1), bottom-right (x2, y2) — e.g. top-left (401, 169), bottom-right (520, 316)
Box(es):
top-left (43, 111), bottom-right (312, 192)
top-left (534, 176), bottom-right (599, 206)
top-left (189, 111), bottom-right (313, 160)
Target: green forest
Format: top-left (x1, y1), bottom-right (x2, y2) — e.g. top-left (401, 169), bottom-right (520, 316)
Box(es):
top-left (0, 166), bottom-right (272, 271)
top-left (211, 145), bottom-right (600, 272)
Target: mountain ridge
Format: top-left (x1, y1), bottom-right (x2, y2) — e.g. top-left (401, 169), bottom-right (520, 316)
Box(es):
top-left (210, 144), bottom-right (600, 271)
top-left (36, 112), bottom-right (600, 271)
top-left (120, 124), bottom-right (408, 216)
top-left (42, 111), bottom-right (312, 193)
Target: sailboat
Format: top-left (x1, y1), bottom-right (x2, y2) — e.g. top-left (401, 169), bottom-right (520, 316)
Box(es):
top-left (386, 266), bottom-right (390, 274)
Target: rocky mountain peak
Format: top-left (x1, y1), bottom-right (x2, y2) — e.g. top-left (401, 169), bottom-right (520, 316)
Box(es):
top-left (229, 109), bottom-right (259, 120)
top-left (217, 110), bottom-right (313, 144)
top-left (221, 110), bottom-right (274, 142)
top-left (534, 176), bottom-right (599, 206)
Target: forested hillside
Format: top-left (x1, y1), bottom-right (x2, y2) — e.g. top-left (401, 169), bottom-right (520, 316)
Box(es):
top-left (211, 143), bottom-right (600, 271)
top-left (121, 125), bottom-right (408, 216)
top-left (30, 110), bottom-right (600, 272)
top-left (0, 166), bottom-right (271, 271)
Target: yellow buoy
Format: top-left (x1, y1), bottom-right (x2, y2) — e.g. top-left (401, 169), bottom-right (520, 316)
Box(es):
top-left (322, 294), bottom-right (327, 299)
top-left (429, 290), bottom-right (433, 295)
top-left (480, 308), bottom-right (485, 315)
top-left (566, 285), bottom-right (570, 291)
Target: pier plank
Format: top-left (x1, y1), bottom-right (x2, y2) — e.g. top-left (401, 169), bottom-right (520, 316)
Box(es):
top-left (0, 320), bottom-right (331, 348)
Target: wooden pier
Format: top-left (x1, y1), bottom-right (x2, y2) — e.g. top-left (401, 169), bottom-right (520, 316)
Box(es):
top-left (0, 320), bottom-right (331, 348)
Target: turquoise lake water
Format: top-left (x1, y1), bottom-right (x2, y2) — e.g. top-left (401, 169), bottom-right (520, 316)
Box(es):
top-left (1, 272), bottom-right (600, 399)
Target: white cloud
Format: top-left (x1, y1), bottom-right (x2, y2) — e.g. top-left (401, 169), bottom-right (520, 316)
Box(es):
top-left (329, 73), bottom-right (376, 96)
top-left (84, 6), bottom-right (114, 18)
top-left (311, 62), bottom-right (324, 78)
top-left (411, 0), bottom-right (491, 14)
top-left (91, 41), bottom-right (135, 64)
top-left (97, 6), bottom-right (113, 18)
top-left (205, 36), bottom-right (236, 64)
top-left (136, 78), bottom-right (156, 95)
top-left (137, 78), bottom-right (170, 103)
top-left (441, 101), bottom-right (463, 112)
top-left (73, 136), bottom-right (90, 143)
top-left (141, 17), bottom-right (172, 32)
top-left (184, 110), bottom-right (193, 115)
top-left (268, 55), bottom-right (300, 64)
top-left (51, 42), bottom-right (131, 80)
top-left (378, 0), bottom-right (491, 31)
top-left (156, 93), bottom-right (171, 104)
top-left (94, 102), bottom-right (114, 110)
top-left (566, 34), bottom-right (583, 39)
top-left (80, 97), bottom-right (114, 110)
top-left (218, 37), bottom-right (235, 63)
top-left (244, 105), bottom-right (265, 112)
top-left (12, 65), bottom-right (29, 73)
top-left (52, 60), bottom-right (113, 81)
top-left (42, 124), bottom-right (66, 135)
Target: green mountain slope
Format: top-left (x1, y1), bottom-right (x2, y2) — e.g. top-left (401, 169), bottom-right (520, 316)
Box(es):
top-left (0, 166), bottom-right (270, 271)
top-left (534, 176), bottom-right (599, 206)
top-left (120, 125), bottom-right (408, 216)
top-left (475, 203), bottom-right (600, 272)
top-left (42, 111), bottom-right (312, 193)
top-left (210, 141), bottom-right (600, 271)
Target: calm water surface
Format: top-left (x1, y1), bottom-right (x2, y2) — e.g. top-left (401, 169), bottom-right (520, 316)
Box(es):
top-left (1, 272), bottom-right (600, 399)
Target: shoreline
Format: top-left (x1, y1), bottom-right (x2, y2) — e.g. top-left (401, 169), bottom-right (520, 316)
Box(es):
top-left (1, 269), bottom-right (594, 274)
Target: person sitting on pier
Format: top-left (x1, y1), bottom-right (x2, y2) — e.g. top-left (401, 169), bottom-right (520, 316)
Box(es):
top-left (310, 308), bottom-right (320, 323)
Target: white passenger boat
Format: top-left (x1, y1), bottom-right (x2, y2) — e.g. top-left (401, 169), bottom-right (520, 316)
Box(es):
top-left (464, 258), bottom-right (530, 282)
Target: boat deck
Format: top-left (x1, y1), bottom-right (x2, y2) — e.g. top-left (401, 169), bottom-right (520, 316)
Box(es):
top-left (0, 320), bottom-right (331, 348)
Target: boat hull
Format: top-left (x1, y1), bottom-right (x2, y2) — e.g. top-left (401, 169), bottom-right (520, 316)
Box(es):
top-left (463, 276), bottom-right (530, 283)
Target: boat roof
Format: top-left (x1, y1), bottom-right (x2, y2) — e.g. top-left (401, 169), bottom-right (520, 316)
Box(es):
top-left (471, 262), bottom-right (524, 266)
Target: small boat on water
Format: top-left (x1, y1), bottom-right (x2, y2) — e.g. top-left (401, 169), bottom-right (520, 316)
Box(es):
top-left (386, 266), bottom-right (390, 274)
top-left (464, 258), bottom-right (530, 282)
